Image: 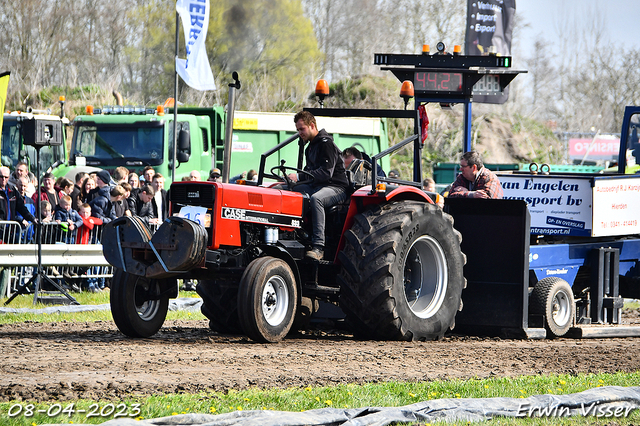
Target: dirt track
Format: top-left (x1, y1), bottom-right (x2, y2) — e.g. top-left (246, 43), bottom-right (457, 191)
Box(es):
top-left (1, 309), bottom-right (640, 402)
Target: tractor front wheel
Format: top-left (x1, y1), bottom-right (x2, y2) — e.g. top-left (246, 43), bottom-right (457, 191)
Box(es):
top-left (237, 257), bottom-right (298, 343)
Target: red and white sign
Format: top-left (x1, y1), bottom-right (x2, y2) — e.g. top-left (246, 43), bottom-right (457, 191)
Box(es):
top-left (568, 136), bottom-right (620, 159)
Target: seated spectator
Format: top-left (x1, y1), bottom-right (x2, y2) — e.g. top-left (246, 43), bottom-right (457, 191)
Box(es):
top-left (247, 169), bottom-right (258, 182)
top-left (342, 146), bottom-right (386, 177)
top-left (189, 170), bottom-right (201, 181)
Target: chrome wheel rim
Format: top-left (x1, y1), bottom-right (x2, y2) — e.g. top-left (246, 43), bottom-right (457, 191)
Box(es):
top-left (262, 276), bottom-right (289, 326)
top-left (403, 235), bottom-right (448, 319)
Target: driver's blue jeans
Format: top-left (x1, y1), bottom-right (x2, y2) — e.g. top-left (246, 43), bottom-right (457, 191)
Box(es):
top-left (293, 184), bottom-right (347, 248)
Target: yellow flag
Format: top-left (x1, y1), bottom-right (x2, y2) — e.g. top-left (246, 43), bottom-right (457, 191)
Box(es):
top-left (0, 71), bottom-right (9, 146)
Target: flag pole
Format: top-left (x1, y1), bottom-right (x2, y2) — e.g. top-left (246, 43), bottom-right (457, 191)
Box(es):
top-left (172, 8), bottom-right (180, 184)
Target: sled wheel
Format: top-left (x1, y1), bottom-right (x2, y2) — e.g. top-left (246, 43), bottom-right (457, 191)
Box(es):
top-left (110, 268), bottom-right (169, 338)
top-left (531, 277), bottom-right (575, 337)
top-left (237, 257), bottom-right (297, 343)
top-left (338, 201), bottom-right (466, 341)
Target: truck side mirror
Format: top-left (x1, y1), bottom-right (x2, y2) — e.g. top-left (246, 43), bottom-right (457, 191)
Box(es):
top-left (177, 128), bottom-right (190, 163)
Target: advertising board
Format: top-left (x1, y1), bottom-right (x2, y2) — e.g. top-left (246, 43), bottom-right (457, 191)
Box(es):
top-left (592, 176), bottom-right (640, 237)
top-left (499, 175), bottom-right (593, 236)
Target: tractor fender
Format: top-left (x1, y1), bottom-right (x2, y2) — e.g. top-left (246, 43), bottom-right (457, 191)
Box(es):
top-left (336, 186), bottom-right (436, 258)
top-left (258, 244), bottom-right (303, 304)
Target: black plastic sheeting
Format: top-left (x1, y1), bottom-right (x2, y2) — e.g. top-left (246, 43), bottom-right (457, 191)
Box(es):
top-left (50, 386), bottom-right (639, 426)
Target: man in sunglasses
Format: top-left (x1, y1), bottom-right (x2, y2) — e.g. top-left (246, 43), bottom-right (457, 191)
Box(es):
top-left (448, 151), bottom-right (503, 199)
top-left (0, 166), bottom-right (36, 226)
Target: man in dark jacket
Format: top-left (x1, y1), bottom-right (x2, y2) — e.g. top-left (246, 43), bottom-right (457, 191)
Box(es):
top-left (89, 170), bottom-right (116, 224)
top-left (0, 166), bottom-right (35, 226)
top-left (0, 166), bottom-right (36, 246)
top-left (70, 171), bottom-right (88, 212)
top-left (131, 184), bottom-right (157, 225)
top-left (287, 111), bottom-right (349, 260)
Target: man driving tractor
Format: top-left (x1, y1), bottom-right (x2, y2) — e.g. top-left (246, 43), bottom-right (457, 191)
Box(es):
top-left (287, 111), bottom-right (349, 260)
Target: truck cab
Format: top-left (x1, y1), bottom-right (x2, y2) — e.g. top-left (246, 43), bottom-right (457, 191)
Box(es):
top-left (2, 111), bottom-right (67, 174)
top-left (54, 105), bottom-right (222, 181)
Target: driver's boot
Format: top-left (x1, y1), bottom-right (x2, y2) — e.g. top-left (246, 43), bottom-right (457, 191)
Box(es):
top-left (305, 246), bottom-right (324, 260)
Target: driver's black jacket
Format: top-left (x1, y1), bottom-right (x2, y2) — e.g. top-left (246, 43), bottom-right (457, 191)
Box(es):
top-left (301, 129), bottom-right (348, 189)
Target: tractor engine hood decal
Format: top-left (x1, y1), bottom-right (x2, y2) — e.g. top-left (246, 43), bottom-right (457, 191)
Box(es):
top-left (221, 207), bottom-right (301, 228)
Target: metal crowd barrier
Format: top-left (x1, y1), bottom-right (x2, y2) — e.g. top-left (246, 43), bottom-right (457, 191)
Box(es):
top-left (0, 219), bottom-right (160, 298)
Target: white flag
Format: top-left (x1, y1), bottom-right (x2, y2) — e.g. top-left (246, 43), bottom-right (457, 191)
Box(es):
top-left (176, 0), bottom-right (216, 91)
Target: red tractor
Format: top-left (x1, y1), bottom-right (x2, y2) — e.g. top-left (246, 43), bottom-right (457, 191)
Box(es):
top-left (102, 142), bottom-right (465, 342)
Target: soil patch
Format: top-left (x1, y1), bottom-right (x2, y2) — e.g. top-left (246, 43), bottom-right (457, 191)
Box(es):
top-left (1, 311), bottom-right (640, 402)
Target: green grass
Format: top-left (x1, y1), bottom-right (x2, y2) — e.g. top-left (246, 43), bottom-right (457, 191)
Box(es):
top-left (1, 295), bottom-right (639, 424)
top-left (0, 290), bottom-right (205, 323)
top-left (0, 372), bottom-right (638, 425)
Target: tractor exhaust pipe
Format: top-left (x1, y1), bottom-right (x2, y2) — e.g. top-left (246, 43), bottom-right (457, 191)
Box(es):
top-left (222, 72), bottom-right (241, 183)
top-left (112, 90), bottom-right (124, 106)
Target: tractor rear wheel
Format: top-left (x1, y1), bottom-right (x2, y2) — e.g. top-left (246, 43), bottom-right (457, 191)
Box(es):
top-left (237, 257), bottom-right (298, 343)
top-left (196, 279), bottom-right (242, 334)
top-left (338, 201), bottom-right (466, 341)
top-left (110, 268), bottom-right (169, 338)
top-left (530, 277), bottom-right (575, 337)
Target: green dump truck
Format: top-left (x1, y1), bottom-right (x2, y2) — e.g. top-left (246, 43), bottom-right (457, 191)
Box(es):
top-left (53, 106), bottom-right (390, 182)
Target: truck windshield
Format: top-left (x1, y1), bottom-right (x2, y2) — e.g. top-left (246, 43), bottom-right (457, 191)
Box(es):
top-left (72, 123), bottom-right (164, 166)
top-left (1, 118), bottom-right (65, 173)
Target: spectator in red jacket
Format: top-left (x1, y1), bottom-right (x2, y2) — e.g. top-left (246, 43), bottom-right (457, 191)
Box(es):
top-left (76, 203), bottom-right (103, 245)
top-left (32, 172), bottom-right (62, 207)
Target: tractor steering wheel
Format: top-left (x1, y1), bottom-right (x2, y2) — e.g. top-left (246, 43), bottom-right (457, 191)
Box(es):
top-left (270, 164), bottom-right (314, 190)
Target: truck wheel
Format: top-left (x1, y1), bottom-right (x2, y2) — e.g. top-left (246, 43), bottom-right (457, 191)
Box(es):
top-left (530, 277), bottom-right (575, 337)
top-left (110, 268), bottom-right (169, 338)
top-left (338, 201), bottom-right (466, 341)
top-left (237, 257), bottom-right (298, 343)
top-left (196, 279), bottom-right (242, 334)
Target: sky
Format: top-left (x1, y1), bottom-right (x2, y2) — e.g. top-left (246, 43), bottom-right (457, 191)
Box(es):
top-left (515, 0), bottom-right (640, 58)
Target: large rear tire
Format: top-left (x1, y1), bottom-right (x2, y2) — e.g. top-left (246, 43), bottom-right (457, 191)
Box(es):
top-left (237, 257), bottom-right (298, 343)
top-left (338, 201), bottom-right (466, 341)
top-left (530, 277), bottom-right (574, 337)
top-left (110, 268), bottom-right (169, 338)
top-left (196, 279), bottom-right (242, 334)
